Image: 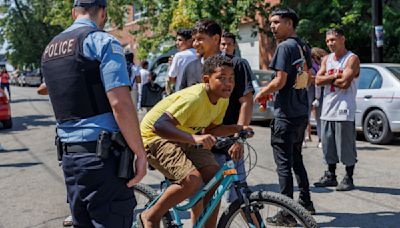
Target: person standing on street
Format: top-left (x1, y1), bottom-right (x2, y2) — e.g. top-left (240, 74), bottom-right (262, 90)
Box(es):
top-left (138, 60), bottom-right (150, 110)
top-left (0, 68), bottom-right (11, 100)
top-left (314, 28), bottom-right (360, 191)
top-left (213, 31), bottom-right (254, 203)
top-left (126, 52), bottom-right (141, 108)
top-left (167, 28), bottom-right (197, 93)
top-left (254, 8), bottom-right (315, 226)
top-left (41, 0), bottom-right (147, 227)
top-left (179, 19), bottom-right (222, 90)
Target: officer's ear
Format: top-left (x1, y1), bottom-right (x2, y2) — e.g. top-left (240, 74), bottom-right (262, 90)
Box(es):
top-left (72, 8), bottom-right (78, 20)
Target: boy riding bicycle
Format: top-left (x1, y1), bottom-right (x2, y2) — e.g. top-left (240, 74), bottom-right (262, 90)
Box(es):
top-left (139, 55), bottom-right (251, 228)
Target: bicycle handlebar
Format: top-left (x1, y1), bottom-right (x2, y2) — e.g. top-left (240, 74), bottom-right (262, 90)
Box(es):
top-left (194, 130), bottom-right (254, 149)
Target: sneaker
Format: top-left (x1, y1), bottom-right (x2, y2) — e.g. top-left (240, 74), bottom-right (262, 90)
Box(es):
top-left (266, 210), bottom-right (297, 227)
top-left (302, 141), bottom-right (307, 148)
top-left (317, 142), bottom-right (322, 148)
top-left (63, 215), bottom-right (73, 227)
top-left (314, 171), bottom-right (338, 187)
top-left (336, 176), bottom-right (355, 191)
top-left (298, 199), bottom-right (316, 215)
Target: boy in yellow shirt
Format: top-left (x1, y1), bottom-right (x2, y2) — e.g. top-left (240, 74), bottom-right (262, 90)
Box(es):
top-left (139, 55), bottom-right (251, 227)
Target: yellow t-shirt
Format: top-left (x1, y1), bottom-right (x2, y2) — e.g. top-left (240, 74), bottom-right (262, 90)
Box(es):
top-left (140, 83), bottom-right (229, 147)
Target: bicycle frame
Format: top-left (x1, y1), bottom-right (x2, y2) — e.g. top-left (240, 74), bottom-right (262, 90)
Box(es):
top-left (142, 159), bottom-right (240, 228)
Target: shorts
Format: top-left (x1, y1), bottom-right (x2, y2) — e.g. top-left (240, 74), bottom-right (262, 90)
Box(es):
top-left (321, 120), bottom-right (358, 166)
top-left (146, 138), bottom-right (219, 184)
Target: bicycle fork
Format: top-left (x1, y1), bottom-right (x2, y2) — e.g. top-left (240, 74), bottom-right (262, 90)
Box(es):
top-left (234, 182), bottom-right (265, 228)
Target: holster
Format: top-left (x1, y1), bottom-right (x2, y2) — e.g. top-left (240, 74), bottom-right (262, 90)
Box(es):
top-left (55, 136), bottom-right (63, 161)
top-left (111, 132), bottom-right (135, 180)
top-left (96, 131), bottom-right (112, 159)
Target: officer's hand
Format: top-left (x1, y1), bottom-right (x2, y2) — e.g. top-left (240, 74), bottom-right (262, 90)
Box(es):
top-left (193, 134), bottom-right (216, 150)
top-left (127, 155), bottom-right (147, 188)
top-left (228, 143), bottom-right (244, 161)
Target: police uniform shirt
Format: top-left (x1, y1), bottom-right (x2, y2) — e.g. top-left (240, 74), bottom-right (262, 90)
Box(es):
top-left (57, 18), bottom-right (130, 143)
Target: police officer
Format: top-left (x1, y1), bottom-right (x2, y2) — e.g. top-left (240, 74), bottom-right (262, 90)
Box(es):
top-left (41, 0), bottom-right (147, 227)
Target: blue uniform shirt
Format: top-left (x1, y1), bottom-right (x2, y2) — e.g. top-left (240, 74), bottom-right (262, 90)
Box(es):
top-left (57, 18), bottom-right (130, 142)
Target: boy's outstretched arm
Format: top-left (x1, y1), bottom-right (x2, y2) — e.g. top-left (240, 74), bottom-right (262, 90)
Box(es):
top-left (153, 112), bottom-right (216, 150)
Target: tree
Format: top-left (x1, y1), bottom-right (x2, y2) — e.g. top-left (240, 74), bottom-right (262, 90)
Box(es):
top-left (282, 0), bottom-right (400, 63)
top-left (0, 0), bottom-right (132, 68)
top-left (0, 0), bottom-right (64, 68)
top-left (131, 0), bottom-right (270, 60)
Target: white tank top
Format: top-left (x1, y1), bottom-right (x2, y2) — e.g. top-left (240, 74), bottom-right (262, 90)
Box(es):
top-left (321, 51), bottom-right (358, 121)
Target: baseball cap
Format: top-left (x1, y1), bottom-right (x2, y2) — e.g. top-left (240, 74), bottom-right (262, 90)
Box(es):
top-left (73, 0), bottom-right (107, 7)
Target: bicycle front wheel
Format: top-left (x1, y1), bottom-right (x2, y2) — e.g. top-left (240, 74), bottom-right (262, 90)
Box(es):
top-left (133, 183), bottom-right (175, 228)
top-left (218, 191), bottom-right (318, 228)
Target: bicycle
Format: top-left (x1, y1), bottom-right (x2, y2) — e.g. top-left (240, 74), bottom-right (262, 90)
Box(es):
top-left (132, 130), bottom-right (318, 228)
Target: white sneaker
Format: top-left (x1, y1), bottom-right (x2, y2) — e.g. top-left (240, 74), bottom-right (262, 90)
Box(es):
top-left (63, 215), bottom-right (73, 227)
top-left (302, 141), bottom-right (307, 148)
top-left (318, 142), bottom-right (322, 148)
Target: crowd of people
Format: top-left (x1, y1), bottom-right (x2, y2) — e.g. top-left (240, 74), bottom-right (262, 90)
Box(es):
top-left (39, 0), bottom-right (360, 227)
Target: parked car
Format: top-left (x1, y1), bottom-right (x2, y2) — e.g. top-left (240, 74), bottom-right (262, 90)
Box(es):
top-left (24, 69), bottom-right (42, 87)
top-left (251, 69), bottom-right (274, 122)
top-left (152, 62), bottom-right (170, 89)
top-left (354, 63), bottom-right (400, 144)
top-left (0, 88), bottom-right (12, 129)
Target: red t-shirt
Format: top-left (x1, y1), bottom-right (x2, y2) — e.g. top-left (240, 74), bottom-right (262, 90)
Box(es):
top-left (0, 72), bottom-right (9, 84)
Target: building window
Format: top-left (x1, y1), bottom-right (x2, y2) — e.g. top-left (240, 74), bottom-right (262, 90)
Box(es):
top-left (133, 4), bottom-right (146, 21)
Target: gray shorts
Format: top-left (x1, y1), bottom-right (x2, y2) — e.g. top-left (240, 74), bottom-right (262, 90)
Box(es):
top-left (321, 120), bottom-right (357, 166)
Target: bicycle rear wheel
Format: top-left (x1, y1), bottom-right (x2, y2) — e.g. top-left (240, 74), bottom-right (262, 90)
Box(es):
top-left (133, 183), bottom-right (175, 227)
top-left (218, 191), bottom-right (318, 228)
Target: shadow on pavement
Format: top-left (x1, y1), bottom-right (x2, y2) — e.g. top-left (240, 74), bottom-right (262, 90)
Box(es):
top-left (0, 115), bottom-right (55, 132)
top-left (356, 146), bottom-right (389, 151)
top-left (356, 186), bottom-right (400, 196)
top-left (0, 162), bottom-right (42, 168)
top-left (317, 211), bottom-right (400, 228)
top-left (0, 148), bottom-right (29, 153)
top-left (10, 98), bottom-right (49, 104)
top-left (250, 183), bottom-right (280, 192)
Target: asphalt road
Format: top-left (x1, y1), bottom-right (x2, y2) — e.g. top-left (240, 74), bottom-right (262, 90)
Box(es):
top-left (0, 86), bottom-right (399, 228)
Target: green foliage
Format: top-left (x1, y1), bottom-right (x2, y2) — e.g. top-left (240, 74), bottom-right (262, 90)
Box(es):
top-left (283, 0), bottom-right (400, 63)
top-left (132, 0), bottom-right (268, 60)
top-left (0, 0), bottom-right (64, 68)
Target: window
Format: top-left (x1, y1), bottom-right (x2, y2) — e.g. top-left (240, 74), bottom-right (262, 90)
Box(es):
top-left (358, 67), bottom-right (382, 89)
top-left (386, 67), bottom-right (400, 80)
top-left (133, 4), bottom-right (146, 21)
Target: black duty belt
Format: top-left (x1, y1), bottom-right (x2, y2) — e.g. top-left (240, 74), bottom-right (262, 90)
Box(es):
top-left (62, 141), bottom-right (97, 154)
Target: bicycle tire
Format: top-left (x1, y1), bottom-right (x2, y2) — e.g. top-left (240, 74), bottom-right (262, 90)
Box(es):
top-left (218, 191), bottom-right (318, 228)
top-left (133, 183), bottom-right (175, 228)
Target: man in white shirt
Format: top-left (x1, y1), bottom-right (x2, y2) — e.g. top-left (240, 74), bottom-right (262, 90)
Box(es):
top-left (138, 60), bottom-right (150, 110)
top-left (126, 52), bottom-right (141, 107)
top-left (167, 28), bottom-right (197, 93)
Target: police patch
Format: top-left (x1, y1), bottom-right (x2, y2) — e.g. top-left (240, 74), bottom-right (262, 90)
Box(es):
top-left (111, 43), bottom-right (124, 55)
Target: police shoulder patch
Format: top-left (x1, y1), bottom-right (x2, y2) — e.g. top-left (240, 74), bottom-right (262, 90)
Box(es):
top-left (111, 43), bottom-right (124, 55)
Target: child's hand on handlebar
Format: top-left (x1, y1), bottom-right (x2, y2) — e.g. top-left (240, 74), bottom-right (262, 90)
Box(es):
top-left (193, 134), bottom-right (217, 150)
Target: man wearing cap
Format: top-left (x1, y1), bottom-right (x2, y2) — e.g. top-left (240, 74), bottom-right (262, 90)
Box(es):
top-left (41, 1), bottom-right (147, 227)
top-left (254, 7), bottom-right (315, 226)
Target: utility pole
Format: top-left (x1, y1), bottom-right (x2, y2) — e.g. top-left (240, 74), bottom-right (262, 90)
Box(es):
top-left (371, 0), bottom-right (383, 63)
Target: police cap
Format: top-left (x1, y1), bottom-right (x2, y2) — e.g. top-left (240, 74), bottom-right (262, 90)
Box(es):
top-left (74, 0), bottom-right (107, 7)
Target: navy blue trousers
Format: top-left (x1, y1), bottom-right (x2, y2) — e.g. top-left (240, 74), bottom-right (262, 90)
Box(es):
top-left (62, 151), bottom-right (136, 228)
top-left (270, 117), bottom-right (311, 203)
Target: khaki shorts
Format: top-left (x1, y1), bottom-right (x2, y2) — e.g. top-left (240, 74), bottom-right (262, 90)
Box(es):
top-left (146, 138), bottom-right (219, 184)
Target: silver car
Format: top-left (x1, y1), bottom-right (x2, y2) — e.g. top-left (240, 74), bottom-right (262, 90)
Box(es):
top-left (355, 63), bottom-right (400, 144)
top-left (251, 70), bottom-right (274, 122)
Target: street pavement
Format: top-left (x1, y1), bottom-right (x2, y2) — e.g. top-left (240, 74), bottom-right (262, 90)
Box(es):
top-left (0, 86), bottom-right (399, 228)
